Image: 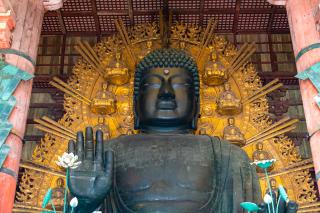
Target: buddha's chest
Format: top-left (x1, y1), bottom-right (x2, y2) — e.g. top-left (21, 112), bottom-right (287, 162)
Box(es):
top-left (111, 135), bottom-right (215, 194)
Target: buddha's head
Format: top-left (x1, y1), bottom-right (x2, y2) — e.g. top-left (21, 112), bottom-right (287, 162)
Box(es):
top-left (270, 178), bottom-right (277, 189)
top-left (227, 117), bottom-right (235, 125)
top-left (56, 178), bottom-right (64, 188)
top-left (134, 48), bottom-right (199, 132)
top-left (224, 82), bottom-right (231, 91)
top-left (256, 142), bottom-right (264, 150)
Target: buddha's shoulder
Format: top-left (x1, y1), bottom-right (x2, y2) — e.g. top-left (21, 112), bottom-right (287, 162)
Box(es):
top-left (211, 138), bottom-right (251, 161)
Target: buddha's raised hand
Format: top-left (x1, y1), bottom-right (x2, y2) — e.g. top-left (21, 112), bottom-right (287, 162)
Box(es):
top-left (68, 127), bottom-right (113, 213)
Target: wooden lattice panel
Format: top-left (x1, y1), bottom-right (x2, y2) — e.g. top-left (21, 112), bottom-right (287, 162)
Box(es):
top-left (134, 15), bottom-right (155, 25)
top-left (96, 0), bottom-right (128, 11)
top-left (204, 14), bottom-right (234, 31)
top-left (177, 14), bottom-right (200, 24)
top-left (61, 0), bottom-right (92, 12)
top-left (64, 16), bottom-right (96, 32)
top-left (132, 0), bottom-right (162, 10)
top-left (42, 16), bottom-right (61, 32)
top-left (238, 13), bottom-right (270, 30)
top-left (240, 0), bottom-right (272, 9)
top-left (41, 0), bottom-right (290, 34)
top-left (168, 0), bottom-right (200, 10)
top-left (204, 0), bottom-right (236, 9)
top-left (99, 15), bottom-right (130, 32)
top-left (272, 13), bottom-right (289, 30)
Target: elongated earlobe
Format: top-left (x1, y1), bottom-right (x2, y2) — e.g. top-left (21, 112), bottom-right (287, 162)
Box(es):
top-left (134, 116), bottom-right (140, 130)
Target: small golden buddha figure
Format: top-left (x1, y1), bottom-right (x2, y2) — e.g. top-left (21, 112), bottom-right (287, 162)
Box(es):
top-left (119, 115), bottom-right (134, 135)
top-left (93, 116), bottom-right (110, 140)
top-left (91, 83), bottom-right (116, 115)
top-left (216, 83), bottom-right (242, 115)
top-left (223, 117), bottom-right (246, 147)
top-left (265, 178), bottom-right (279, 198)
top-left (203, 51), bottom-right (227, 86)
top-left (252, 142), bottom-right (274, 173)
top-left (105, 52), bottom-right (130, 85)
top-left (51, 178), bottom-right (65, 210)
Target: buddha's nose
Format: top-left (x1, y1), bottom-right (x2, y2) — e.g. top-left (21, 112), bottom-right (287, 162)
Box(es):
top-left (158, 81), bottom-right (175, 100)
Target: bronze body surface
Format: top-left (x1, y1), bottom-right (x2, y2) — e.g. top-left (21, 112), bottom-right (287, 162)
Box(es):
top-left (68, 49), bottom-right (298, 213)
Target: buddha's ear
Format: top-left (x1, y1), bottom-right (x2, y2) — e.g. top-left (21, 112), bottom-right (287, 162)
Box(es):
top-left (134, 116), bottom-right (140, 130)
top-left (133, 98), bottom-right (140, 130)
top-left (191, 97), bottom-right (200, 130)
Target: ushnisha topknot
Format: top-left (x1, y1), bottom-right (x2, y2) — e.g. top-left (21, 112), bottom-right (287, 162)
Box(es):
top-left (134, 48), bottom-right (200, 101)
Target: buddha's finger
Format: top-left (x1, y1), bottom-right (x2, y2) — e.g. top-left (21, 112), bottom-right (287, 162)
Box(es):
top-left (104, 150), bottom-right (114, 177)
top-left (286, 201), bottom-right (298, 213)
top-left (95, 130), bottom-right (104, 162)
top-left (85, 127), bottom-right (94, 160)
top-left (76, 131), bottom-right (84, 160)
top-left (68, 140), bottom-right (75, 154)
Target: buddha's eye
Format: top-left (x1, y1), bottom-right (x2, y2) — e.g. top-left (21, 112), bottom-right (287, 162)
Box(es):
top-left (172, 83), bottom-right (192, 89)
top-left (142, 82), bottom-right (161, 89)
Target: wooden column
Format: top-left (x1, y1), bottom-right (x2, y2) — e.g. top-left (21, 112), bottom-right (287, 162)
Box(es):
top-left (268, 0), bottom-right (320, 192)
top-left (0, 0), bottom-right (65, 212)
top-left (0, 1), bottom-right (44, 212)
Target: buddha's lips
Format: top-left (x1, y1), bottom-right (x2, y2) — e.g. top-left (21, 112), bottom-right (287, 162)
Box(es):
top-left (156, 100), bottom-right (177, 110)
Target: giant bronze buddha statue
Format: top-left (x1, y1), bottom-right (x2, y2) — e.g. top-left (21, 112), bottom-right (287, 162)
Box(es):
top-left (68, 48), bottom-right (297, 213)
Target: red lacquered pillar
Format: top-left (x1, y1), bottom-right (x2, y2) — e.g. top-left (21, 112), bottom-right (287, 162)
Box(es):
top-left (0, 0), bottom-right (66, 211)
top-left (268, 0), bottom-right (320, 192)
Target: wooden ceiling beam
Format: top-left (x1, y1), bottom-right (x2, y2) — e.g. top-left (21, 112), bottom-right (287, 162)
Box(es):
top-left (127, 0), bottom-right (134, 25)
top-left (233, 0), bottom-right (241, 34)
top-left (56, 9), bottom-right (66, 34)
top-left (91, 0), bottom-right (101, 36)
top-left (198, 0), bottom-right (205, 26)
top-left (41, 29), bottom-right (290, 36)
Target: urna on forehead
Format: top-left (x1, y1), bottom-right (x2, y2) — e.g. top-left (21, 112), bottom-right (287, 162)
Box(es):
top-left (134, 48), bottom-right (200, 97)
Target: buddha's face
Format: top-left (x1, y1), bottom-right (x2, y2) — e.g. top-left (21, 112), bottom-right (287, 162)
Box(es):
top-left (136, 67), bottom-right (197, 131)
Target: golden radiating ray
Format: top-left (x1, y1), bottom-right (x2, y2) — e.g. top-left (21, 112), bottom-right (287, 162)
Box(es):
top-left (13, 204), bottom-right (63, 213)
top-left (242, 78), bottom-right (279, 103)
top-left (35, 125), bottom-right (74, 141)
top-left (42, 116), bottom-right (75, 136)
top-left (299, 202), bottom-right (320, 209)
top-left (247, 116), bottom-right (290, 141)
top-left (20, 162), bottom-right (65, 178)
top-left (246, 118), bottom-right (299, 144)
top-left (34, 118), bottom-right (75, 138)
top-left (229, 43), bottom-right (256, 74)
top-left (75, 40), bottom-right (105, 77)
top-left (229, 43), bottom-right (248, 65)
top-left (49, 77), bottom-right (91, 105)
top-left (285, 158), bottom-right (313, 170)
top-left (53, 77), bottom-right (91, 103)
top-left (114, 19), bottom-right (137, 65)
top-left (297, 207), bottom-right (320, 213)
top-left (243, 83), bottom-right (283, 104)
top-left (259, 163), bottom-right (314, 180)
top-left (196, 18), bottom-right (217, 62)
top-left (243, 125), bottom-right (297, 148)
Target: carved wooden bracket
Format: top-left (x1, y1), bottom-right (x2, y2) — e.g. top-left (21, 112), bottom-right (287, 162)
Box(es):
top-left (0, 0), bottom-right (15, 48)
top-left (267, 0), bottom-right (287, 6)
top-left (43, 0), bottom-right (66, 11)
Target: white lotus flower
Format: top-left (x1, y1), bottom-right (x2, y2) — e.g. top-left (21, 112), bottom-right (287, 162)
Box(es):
top-left (70, 197), bottom-right (78, 208)
top-left (263, 193), bottom-right (273, 204)
top-left (56, 152), bottom-right (81, 169)
top-left (250, 159), bottom-right (276, 169)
